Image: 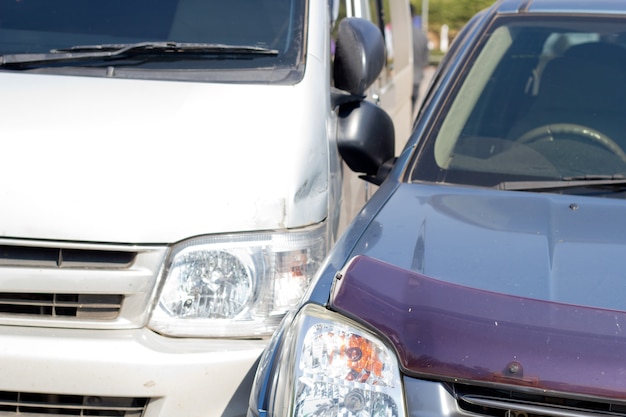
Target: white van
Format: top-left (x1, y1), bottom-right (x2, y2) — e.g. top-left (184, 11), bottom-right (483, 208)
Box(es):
top-left (0, 0), bottom-right (412, 416)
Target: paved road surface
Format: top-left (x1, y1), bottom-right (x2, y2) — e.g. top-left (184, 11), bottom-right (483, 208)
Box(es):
top-left (400, 65), bottom-right (436, 151)
top-left (414, 65), bottom-right (436, 118)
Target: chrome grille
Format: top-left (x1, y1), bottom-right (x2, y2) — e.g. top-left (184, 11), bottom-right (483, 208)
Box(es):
top-left (0, 246), bottom-right (135, 268)
top-left (0, 391), bottom-right (149, 416)
top-left (0, 293), bottom-right (123, 319)
top-left (0, 239), bottom-right (168, 329)
top-left (455, 384), bottom-right (626, 417)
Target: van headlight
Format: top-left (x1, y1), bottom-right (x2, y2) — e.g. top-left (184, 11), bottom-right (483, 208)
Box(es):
top-left (272, 305), bottom-right (406, 417)
top-left (148, 223), bottom-right (327, 338)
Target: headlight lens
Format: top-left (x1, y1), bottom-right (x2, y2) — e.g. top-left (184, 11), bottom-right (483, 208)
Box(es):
top-left (281, 305), bottom-right (405, 417)
top-left (161, 248), bottom-right (254, 319)
top-left (148, 223), bottom-right (327, 337)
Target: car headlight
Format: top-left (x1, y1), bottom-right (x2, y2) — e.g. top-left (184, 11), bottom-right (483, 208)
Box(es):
top-left (271, 304), bottom-right (406, 417)
top-left (148, 223), bottom-right (327, 337)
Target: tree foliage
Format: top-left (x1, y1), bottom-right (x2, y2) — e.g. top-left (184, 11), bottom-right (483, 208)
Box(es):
top-left (412, 0), bottom-right (494, 33)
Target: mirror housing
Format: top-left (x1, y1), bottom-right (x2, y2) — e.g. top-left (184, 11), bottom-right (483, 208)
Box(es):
top-left (337, 100), bottom-right (395, 185)
top-left (333, 17), bottom-right (386, 96)
top-left (332, 17), bottom-right (395, 185)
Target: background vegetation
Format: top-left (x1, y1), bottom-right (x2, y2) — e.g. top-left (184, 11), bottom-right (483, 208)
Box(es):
top-left (410, 0), bottom-right (494, 47)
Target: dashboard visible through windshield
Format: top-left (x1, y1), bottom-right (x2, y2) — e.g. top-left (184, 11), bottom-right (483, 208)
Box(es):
top-left (410, 17), bottom-right (626, 195)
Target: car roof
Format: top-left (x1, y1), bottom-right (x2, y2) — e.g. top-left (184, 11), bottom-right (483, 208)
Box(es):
top-left (495, 0), bottom-right (626, 15)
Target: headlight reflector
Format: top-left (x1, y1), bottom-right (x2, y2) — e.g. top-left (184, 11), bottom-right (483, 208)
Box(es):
top-left (289, 306), bottom-right (405, 417)
top-left (149, 224), bottom-right (327, 337)
top-left (161, 248), bottom-right (254, 319)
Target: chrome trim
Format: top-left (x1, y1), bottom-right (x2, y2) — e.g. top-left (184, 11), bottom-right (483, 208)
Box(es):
top-left (0, 238), bottom-right (168, 329)
top-left (461, 395), bottom-right (625, 417)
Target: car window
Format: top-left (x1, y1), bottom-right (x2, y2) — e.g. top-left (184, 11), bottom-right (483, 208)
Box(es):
top-left (411, 17), bottom-right (626, 190)
top-left (0, 0), bottom-right (305, 71)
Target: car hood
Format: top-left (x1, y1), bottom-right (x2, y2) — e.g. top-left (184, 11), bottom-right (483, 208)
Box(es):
top-left (0, 72), bottom-right (328, 243)
top-left (330, 255), bottom-right (626, 400)
top-left (329, 183), bottom-right (626, 398)
top-left (351, 183), bottom-right (626, 311)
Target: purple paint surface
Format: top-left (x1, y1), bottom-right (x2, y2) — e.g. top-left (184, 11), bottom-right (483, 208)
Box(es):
top-left (330, 256), bottom-right (626, 399)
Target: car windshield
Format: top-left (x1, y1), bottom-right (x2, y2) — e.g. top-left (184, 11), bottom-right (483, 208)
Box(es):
top-left (410, 16), bottom-right (626, 194)
top-left (0, 0), bottom-right (306, 81)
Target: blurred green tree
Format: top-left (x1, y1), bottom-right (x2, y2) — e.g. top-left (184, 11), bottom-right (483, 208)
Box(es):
top-left (412, 0), bottom-right (493, 38)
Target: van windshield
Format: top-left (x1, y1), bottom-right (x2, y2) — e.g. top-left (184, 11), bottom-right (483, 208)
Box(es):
top-left (0, 0), bottom-right (306, 82)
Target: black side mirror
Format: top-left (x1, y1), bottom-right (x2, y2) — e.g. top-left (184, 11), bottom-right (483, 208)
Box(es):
top-left (333, 17), bottom-right (385, 97)
top-left (337, 100), bottom-right (395, 185)
top-left (332, 17), bottom-right (395, 185)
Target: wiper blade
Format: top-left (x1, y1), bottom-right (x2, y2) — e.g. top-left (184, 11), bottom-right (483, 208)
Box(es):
top-left (495, 175), bottom-right (626, 191)
top-left (54, 42), bottom-right (279, 55)
top-left (0, 42), bottom-right (278, 66)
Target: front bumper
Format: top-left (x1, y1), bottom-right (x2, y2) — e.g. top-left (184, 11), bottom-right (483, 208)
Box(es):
top-left (404, 378), bottom-right (463, 417)
top-left (0, 325), bottom-right (267, 417)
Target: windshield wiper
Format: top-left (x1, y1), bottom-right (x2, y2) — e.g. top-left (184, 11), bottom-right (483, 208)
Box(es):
top-left (495, 175), bottom-right (626, 191)
top-left (0, 42), bottom-right (279, 66)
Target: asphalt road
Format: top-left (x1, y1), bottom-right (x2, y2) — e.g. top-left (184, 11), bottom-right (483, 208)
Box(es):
top-left (414, 64), bottom-right (436, 118)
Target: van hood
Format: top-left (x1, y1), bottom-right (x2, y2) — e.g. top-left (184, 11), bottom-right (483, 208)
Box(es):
top-left (0, 73), bottom-right (329, 243)
top-left (354, 183), bottom-right (626, 311)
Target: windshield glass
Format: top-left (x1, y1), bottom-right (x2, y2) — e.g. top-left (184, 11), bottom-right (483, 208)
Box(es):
top-left (0, 0), bottom-right (306, 81)
top-left (411, 16), bottom-right (626, 192)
